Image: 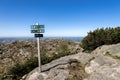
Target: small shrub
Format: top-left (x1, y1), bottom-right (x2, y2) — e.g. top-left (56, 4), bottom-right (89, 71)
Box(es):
top-left (67, 75), bottom-right (75, 80)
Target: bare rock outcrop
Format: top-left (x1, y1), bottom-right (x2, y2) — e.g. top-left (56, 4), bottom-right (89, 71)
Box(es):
top-left (92, 43), bottom-right (120, 56)
top-left (25, 51), bottom-right (120, 80)
top-left (25, 53), bottom-right (93, 80)
top-left (85, 54), bottom-right (120, 80)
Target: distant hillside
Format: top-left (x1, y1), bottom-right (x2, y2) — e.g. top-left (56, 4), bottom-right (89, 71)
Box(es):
top-left (0, 37), bottom-right (83, 44)
top-left (0, 39), bottom-right (82, 80)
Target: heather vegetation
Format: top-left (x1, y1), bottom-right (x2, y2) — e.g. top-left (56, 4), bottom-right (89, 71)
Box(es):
top-left (8, 44), bottom-right (76, 80)
top-left (81, 27), bottom-right (120, 51)
top-left (0, 40), bottom-right (80, 80)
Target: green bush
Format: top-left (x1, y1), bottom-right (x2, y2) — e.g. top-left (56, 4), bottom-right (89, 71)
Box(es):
top-left (81, 27), bottom-right (120, 51)
top-left (9, 56), bottom-right (38, 80)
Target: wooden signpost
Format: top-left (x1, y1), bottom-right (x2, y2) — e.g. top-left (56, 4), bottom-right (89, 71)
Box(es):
top-left (31, 23), bottom-right (45, 73)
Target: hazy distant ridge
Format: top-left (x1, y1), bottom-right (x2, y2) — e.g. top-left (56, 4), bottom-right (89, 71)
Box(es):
top-left (0, 37), bottom-right (83, 44)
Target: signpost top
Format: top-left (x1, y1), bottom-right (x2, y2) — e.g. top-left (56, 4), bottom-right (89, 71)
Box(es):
top-left (31, 23), bottom-right (45, 33)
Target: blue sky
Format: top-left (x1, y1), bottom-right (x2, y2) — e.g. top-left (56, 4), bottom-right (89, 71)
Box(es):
top-left (0, 0), bottom-right (120, 37)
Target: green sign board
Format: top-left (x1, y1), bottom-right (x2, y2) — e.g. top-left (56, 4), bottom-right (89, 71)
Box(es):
top-left (31, 29), bottom-right (45, 33)
top-left (31, 30), bottom-right (40, 33)
top-left (31, 25), bottom-right (44, 29)
top-left (31, 24), bottom-right (45, 33)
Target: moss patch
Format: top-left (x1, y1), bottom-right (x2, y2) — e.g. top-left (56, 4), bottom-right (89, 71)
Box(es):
top-left (105, 52), bottom-right (120, 60)
top-left (66, 59), bottom-right (88, 80)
